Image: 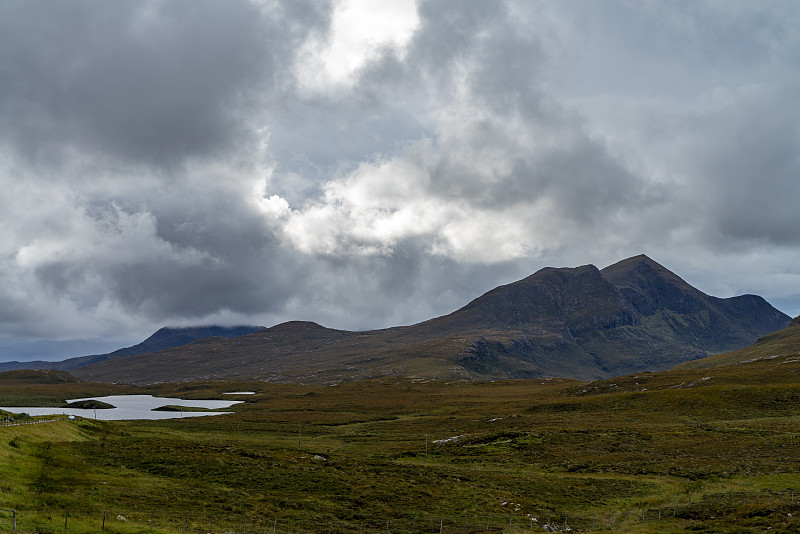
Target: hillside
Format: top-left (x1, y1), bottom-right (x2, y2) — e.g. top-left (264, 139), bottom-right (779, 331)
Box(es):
top-left (6, 355), bottom-right (800, 532)
top-left (71, 255), bottom-right (790, 384)
top-left (0, 325), bottom-right (266, 373)
top-left (676, 314), bottom-right (800, 370)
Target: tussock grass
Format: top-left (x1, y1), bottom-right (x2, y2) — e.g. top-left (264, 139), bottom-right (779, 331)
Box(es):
top-left (2, 362), bottom-right (800, 532)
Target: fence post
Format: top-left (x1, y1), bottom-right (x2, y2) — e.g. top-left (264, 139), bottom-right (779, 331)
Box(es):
top-left (102, 511), bottom-right (106, 531)
top-left (184, 512), bottom-right (188, 534)
top-left (64, 512), bottom-right (68, 534)
top-left (439, 517), bottom-right (443, 534)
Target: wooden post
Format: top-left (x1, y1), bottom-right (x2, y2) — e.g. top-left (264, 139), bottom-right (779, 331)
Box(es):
top-left (439, 518), bottom-right (443, 534)
top-left (102, 511), bottom-right (106, 531)
top-left (1, 509), bottom-right (18, 532)
top-left (64, 512), bottom-right (68, 534)
top-left (150, 512), bottom-right (154, 529)
top-left (184, 513), bottom-right (188, 534)
top-left (486, 514), bottom-right (490, 531)
top-left (273, 518), bottom-right (277, 534)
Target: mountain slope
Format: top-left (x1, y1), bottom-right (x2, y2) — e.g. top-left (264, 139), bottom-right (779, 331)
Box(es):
top-left (0, 325), bottom-right (265, 373)
top-left (601, 255), bottom-right (789, 352)
top-left (675, 315), bottom-right (800, 370)
top-left (71, 256), bottom-right (791, 384)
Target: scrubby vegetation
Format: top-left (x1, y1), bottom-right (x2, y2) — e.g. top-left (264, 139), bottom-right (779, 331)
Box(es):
top-left (2, 356), bottom-right (800, 532)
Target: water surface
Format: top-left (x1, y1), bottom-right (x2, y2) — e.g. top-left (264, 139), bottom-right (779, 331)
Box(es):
top-left (0, 394), bottom-right (243, 421)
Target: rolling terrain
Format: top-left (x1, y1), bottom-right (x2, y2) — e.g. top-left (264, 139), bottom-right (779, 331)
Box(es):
top-left (677, 314), bottom-right (800, 370)
top-left (4, 357), bottom-right (800, 533)
top-left (70, 255), bottom-right (790, 385)
top-left (0, 325), bottom-right (265, 373)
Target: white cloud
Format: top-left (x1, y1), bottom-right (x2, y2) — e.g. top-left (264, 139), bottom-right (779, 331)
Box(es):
top-left (1, 0), bottom-right (799, 360)
top-left (296, 0), bottom-right (418, 90)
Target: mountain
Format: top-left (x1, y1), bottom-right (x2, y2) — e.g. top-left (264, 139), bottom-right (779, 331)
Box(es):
top-left (0, 325), bottom-right (266, 373)
top-left (601, 255), bottom-right (789, 353)
top-left (70, 255), bottom-right (791, 384)
top-left (675, 314), bottom-right (800, 370)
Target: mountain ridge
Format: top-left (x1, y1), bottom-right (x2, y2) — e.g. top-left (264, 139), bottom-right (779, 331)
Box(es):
top-left (69, 255), bottom-right (791, 384)
top-left (676, 314), bottom-right (800, 370)
top-left (0, 325), bottom-right (266, 373)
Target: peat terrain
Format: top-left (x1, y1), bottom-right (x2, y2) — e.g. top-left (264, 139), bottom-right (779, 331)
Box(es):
top-left (4, 348), bottom-right (800, 533)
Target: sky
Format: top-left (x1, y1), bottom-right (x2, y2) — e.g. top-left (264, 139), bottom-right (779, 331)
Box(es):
top-left (1, 0), bottom-right (799, 362)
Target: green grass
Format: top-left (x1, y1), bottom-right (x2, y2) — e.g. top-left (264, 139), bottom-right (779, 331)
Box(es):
top-left (3, 363), bottom-right (800, 532)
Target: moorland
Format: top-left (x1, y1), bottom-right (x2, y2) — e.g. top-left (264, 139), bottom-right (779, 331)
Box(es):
top-left (3, 350), bottom-right (800, 533)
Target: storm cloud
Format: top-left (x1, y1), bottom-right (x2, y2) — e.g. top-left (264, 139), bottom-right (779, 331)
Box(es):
top-left (1, 0), bottom-right (798, 360)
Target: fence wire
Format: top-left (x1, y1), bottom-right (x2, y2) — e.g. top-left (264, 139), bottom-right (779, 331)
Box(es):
top-left (0, 489), bottom-right (798, 533)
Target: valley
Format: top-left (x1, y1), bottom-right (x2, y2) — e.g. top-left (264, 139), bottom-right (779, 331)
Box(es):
top-left (4, 350), bottom-right (800, 532)
top-left (1, 256), bottom-right (797, 532)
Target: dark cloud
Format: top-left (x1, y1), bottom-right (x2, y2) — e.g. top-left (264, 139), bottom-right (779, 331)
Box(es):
top-left (689, 86), bottom-right (800, 246)
top-left (1, 0), bottom-right (799, 361)
top-left (0, 0), bottom-right (331, 169)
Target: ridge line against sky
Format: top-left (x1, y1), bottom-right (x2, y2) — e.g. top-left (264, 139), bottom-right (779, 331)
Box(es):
top-left (1, 0), bottom-right (799, 361)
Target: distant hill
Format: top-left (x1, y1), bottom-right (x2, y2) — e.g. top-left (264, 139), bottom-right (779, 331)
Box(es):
top-left (0, 369), bottom-right (80, 384)
top-left (675, 315), bottom-right (800, 370)
top-left (0, 325), bottom-right (266, 373)
top-left (71, 255), bottom-right (791, 384)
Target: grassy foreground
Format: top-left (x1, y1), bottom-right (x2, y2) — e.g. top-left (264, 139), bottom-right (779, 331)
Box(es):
top-left (3, 355), bottom-right (800, 533)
